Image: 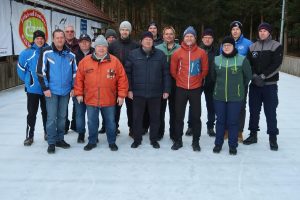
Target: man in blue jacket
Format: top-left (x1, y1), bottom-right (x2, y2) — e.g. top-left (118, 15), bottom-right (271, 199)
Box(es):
top-left (17, 30), bottom-right (48, 146)
top-left (37, 29), bottom-right (77, 154)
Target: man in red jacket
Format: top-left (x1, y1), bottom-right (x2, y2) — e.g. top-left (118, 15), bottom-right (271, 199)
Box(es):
top-left (170, 26), bottom-right (208, 151)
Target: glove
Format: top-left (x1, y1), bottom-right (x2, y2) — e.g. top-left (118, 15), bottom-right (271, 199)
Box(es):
top-left (252, 74), bottom-right (265, 87)
top-left (76, 96), bottom-right (84, 104)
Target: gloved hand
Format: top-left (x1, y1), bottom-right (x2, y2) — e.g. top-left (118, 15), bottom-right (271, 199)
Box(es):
top-left (252, 74), bottom-right (265, 87)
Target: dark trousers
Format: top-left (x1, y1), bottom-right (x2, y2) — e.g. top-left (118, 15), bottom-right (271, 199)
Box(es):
top-left (132, 97), bottom-right (161, 143)
top-left (188, 87), bottom-right (215, 129)
top-left (248, 84), bottom-right (279, 136)
top-left (214, 100), bottom-right (243, 148)
top-left (174, 87), bottom-right (202, 143)
top-left (125, 97), bottom-right (133, 129)
top-left (26, 93), bottom-right (47, 138)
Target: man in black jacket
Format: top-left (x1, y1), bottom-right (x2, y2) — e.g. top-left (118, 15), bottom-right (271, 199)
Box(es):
top-left (108, 21), bottom-right (139, 137)
top-left (126, 31), bottom-right (171, 149)
top-left (243, 22), bottom-right (283, 151)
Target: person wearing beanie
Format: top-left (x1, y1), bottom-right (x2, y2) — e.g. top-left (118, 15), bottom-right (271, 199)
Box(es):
top-left (73, 33), bottom-right (94, 143)
top-left (243, 22), bottom-right (283, 151)
top-left (186, 28), bottom-right (219, 138)
top-left (105, 29), bottom-right (117, 44)
top-left (156, 26), bottom-right (180, 141)
top-left (170, 26), bottom-right (209, 151)
top-left (221, 20), bottom-right (253, 143)
top-left (37, 29), bottom-right (77, 154)
top-left (125, 31), bottom-right (171, 149)
top-left (211, 36), bottom-right (252, 155)
top-left (148, 21), bottom-right (163, 46)
top-left (74, 33), bottom-right (128, 152)
top-left (17, 30), bottom-right (49, 146)
top-left (106, 21), bottom-right (139, 137)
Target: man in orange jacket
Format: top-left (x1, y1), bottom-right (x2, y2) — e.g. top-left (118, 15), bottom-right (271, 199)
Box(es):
top-left (170, 26), bottom-right (209, 151)
top-left (74, 35), bottom-right (128, 151)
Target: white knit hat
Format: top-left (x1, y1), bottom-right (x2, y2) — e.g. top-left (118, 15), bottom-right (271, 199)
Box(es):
top-left (119, 21), bottom-right (132, 33)
top-left (94, 35), bottom-right (108, 47)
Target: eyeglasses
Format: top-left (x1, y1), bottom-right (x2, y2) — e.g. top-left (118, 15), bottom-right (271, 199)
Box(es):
top-left (65, 30), bottom-right (74, 33)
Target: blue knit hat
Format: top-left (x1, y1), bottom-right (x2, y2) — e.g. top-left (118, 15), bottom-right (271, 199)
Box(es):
top-left (183, 26), bottom-right (197, 37)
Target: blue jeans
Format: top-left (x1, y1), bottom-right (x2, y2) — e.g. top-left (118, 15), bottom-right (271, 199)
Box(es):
top-left (73, 97), bottom-right (86, 134)
top-left (45, 94), bottom-right (70, 145)
top-left (86, 105), bottom-right (116, 144)
top-left (248, 84), bottom-right (279, 136)
top-left (214, 100), bottom-right (242, 148)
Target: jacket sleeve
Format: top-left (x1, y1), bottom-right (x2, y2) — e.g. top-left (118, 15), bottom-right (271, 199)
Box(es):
top-left (16, 50), bottom-right (28, 82)
top-left (211, 61), bottom-right (217, 83)
top-left (116, 59), bottom-right (129, 98)
top-left (74, 60), bottom-right (85, 97)
top-left (242, 58), bottom-right (252, 88)
top-left (124, 53), bottom-right (133, 91)
top-left (263, 44), bottom-right (283, 79)
top-left (200, 51), bottom-right (209, 78)
top-left (170, 51), bottom-right (178, 79)
top-left (162, 54), bottom-right (171, 94)
top-left (37, 48), bottom-right (49, 91)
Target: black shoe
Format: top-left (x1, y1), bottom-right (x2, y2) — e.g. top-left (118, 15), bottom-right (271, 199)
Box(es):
top-left (207, 128), bottom-right (216, 137)
top-left (44, 133), bottom-right (48, 141)
top-left (77, 133), bottom-right (85, 143)
top-left (192, 142), bottom-right (201, 151)
top-left (229, 147), bottom-right (237, 155)
top-left (109, 143), bottom-right (118, 151)
top-left (84, 143), bottom-right (97, 151)
top-left (171, 140), bottom-right (183, 150)
top-left (98, 127), bottom-right (106, 134)
top-left (185, 128), bottom-right (192, 136)
top-left (151, 141), bottom-right (160, 149)
top-left (116, 129), bottom-right (120, 135)
top-left (24, 137), bottom-right (34, 146)
top-left (47, 144), bottom-right (55, 154)
top-left (243, 132), bottom-right (257, 145)
top-left (213, 145), bottom-right (222, 153)
top-left (55, 140), bottom-right (71, 149)
top-left (269, 136), bottom-right (278, 151)
top-left (131, 141), bottom-right (141, 148)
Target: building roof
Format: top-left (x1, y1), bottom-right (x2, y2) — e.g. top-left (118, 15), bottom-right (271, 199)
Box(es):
top-left (45, 0), bottom-right (113, 23)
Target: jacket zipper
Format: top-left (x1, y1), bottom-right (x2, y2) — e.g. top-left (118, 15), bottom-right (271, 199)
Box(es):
top-left (98, 63), bottom-right (100, 106)
top-left (188, 47), bottom-right (191, 89)
top-left (225, 59), bottom-right (228, 102)
top-left (238, 84), bottom-right (240, 97)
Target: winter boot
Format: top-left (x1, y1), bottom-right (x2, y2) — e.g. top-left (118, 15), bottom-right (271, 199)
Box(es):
top-left (243, 132), bottom-right (257, 145)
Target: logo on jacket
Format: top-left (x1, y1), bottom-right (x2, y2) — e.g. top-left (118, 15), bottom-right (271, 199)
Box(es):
top-left (107, 69), bottom-right (116, 79)
top-left (190, 59), bottom-right (201, 76)
top-left (252, 51), bottom-right (258, 58)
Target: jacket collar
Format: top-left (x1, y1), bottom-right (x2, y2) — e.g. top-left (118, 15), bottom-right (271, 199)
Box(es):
top-left (51, 42), bottom-right (70, 55)
top-left (180, 42), bottom-right (198, 52)
top-left (140, 46), bottom-right (156, 56)
top-left (91, 52), bottom-right (111, 62)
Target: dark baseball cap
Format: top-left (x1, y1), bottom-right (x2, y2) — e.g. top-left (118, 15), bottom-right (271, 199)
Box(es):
top-left (79, 33), bottom-right (91, 42)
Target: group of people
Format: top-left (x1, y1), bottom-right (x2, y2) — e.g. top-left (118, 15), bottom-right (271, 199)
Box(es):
top-left (17, 19), bottom-right (283, 155)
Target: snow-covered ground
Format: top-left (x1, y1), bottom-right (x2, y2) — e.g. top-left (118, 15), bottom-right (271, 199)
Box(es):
top-left (0, 72), bottom-right (299, 200)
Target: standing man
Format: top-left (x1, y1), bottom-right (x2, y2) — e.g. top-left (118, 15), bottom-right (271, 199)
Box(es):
top-left (74, 33), bottom-right (94, 143)
top-left (243, 22), bottom-right (283, 151)
top-left (170, 26), bottom-right (208, 151)
top-left (17, 30), bottom-right (48, 146)
top-left (64, 24), bottom-right (79, 132)
top-left (155, 26), bottom-right (180, 141)
top-left (126, 31), bottom-right (171, 149)
top-left (148, 22), bottom-right (163, 46)
top-left (37, 29), bottom-right (77, 154)
top-left (109, 21), bottom-right (139, 137)
top-left (105, 28), bottom-right (118, 44)
top-left (74, 35), bottom-right (128, 151)
top-left (185, 28), bottom-right (219, 137)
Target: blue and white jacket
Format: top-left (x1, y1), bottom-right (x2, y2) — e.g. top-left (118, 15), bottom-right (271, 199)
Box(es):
top-left (17, 43), bottom-right (49, 95)
top-left (37, 43), bottom-right (77, 96)
top-left (235, 34), bottom-right (252, 56)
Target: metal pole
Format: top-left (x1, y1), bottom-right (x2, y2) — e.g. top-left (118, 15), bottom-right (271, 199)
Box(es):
top-left (280, 0), bottom-right (286, 44)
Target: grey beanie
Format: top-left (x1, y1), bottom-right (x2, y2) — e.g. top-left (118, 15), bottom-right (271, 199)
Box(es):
top-left (119, 21), bottom-right (132, 33)
top-left (105, 29), bottom-right (117, 39)
top-left (94, 35), bottom-right (108, 47)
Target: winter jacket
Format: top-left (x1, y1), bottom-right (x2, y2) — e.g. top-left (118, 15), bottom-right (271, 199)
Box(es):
top-left (108, 37), bottom-right (139, 65)
top-left (200, 43), bottom-right (219, 91)
top-left (37, 43), bottom-right (77, 96)
top-left (75, 47), bottom-right (94, 65)
top-left (74, 53), bottom-right (128, 107)
top-left (125, 46), bottom-right (171, 98)
top-left (212, 50), bottom-right (252, 102)
top-left (248, 35), bottom-right (283, 84)
top-left (65, 38), bottom-right (79, 53)
top-left (155, 42), bottom-right (180, 64)
top-left (170, 42), bottom-right (209, 90)
top-left (17, 43), bottom-right (49, 95)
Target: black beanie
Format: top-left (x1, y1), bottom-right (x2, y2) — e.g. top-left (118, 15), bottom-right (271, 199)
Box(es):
top-left (230, 21), bottom-right (243, 32)
top-left (202, 28), bottom-right (214, 38)
top-left (222, 36), bottom-right (235, 47)
top-left (33, 30), bottom-right (45, 41)
top-left (258, 22), bottom-right (272, 33)
top-left (141, 31), bottom-right (153, 40)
